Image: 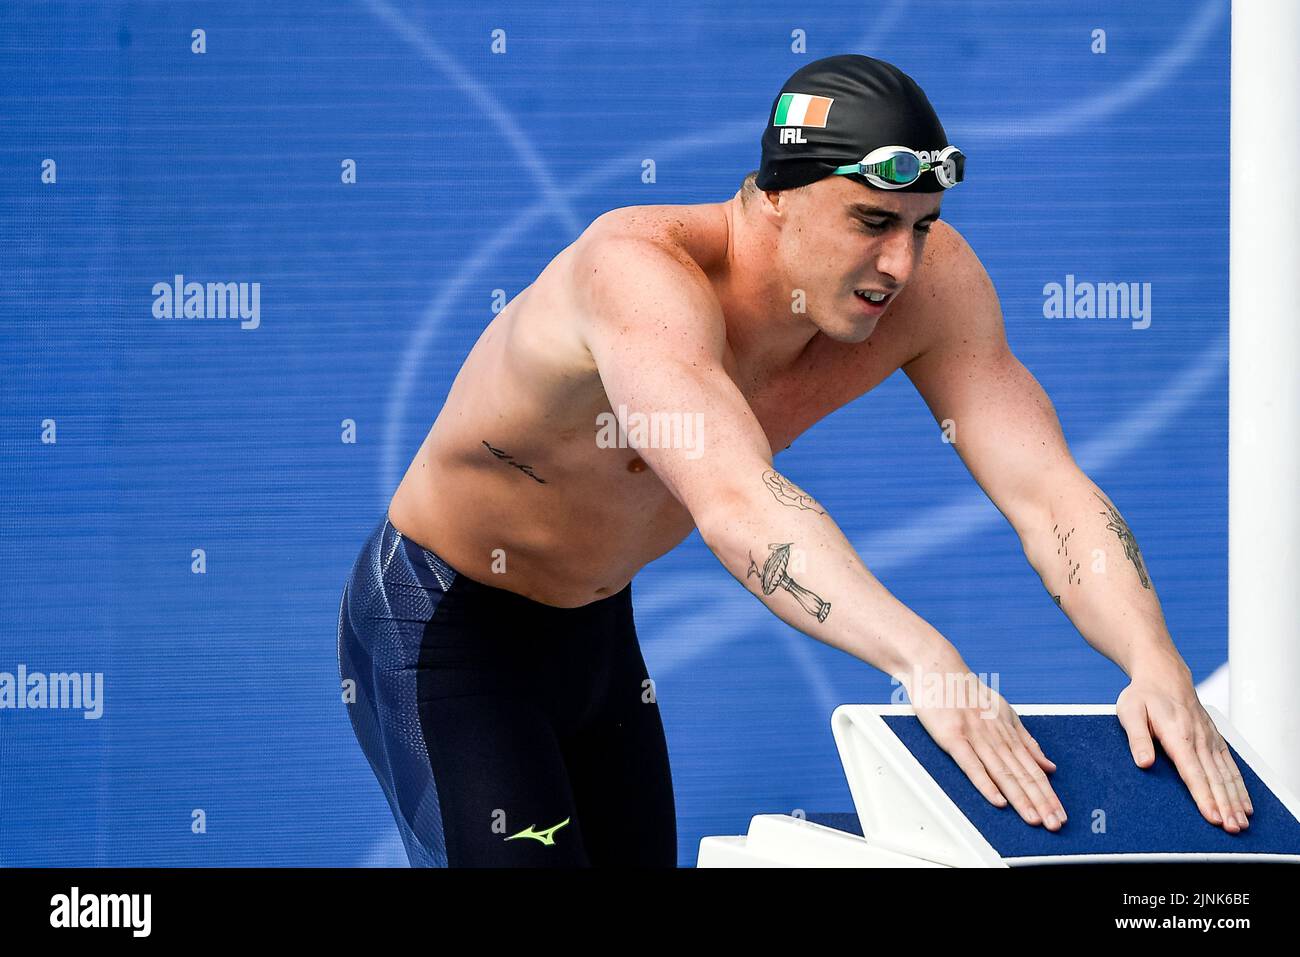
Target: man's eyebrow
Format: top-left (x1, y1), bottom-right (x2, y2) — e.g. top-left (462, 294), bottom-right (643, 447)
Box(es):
top-left (847, 203), bottom-right (943, 224)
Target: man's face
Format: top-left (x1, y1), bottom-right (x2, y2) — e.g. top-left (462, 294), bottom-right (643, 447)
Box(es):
top-left (771, 176), bottom-right (941, 342)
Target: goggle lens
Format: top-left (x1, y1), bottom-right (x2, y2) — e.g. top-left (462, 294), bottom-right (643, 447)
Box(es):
top-left (865, 152), bottom-right (921, 185)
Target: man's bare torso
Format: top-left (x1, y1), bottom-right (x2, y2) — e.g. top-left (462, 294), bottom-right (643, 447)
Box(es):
top-left (389, 201), bottom-right (952, 607)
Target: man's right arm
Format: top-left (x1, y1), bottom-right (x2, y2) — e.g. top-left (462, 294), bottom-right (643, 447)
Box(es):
top-left (573, 237), bottom-right (931, 672)
top-left (573, 236), bottom-right (1065, 829)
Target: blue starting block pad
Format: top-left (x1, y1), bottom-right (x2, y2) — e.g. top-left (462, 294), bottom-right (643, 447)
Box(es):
top-left (697, 704), bottom-right (1300, 867)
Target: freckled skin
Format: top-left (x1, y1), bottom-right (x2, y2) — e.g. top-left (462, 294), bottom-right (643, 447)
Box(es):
top-left (389, 180), bottom-right (958, 607)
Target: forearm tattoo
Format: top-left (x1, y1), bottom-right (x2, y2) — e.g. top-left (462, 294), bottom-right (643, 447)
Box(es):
top-left (762, 470), bottom-right (825, 514)
top-left (1095, 492), bottom-right (1151, 589)
top-left (747, 542), bottom-right (831, 622)
top-left (1055, 524), bottom-right (1081, 585)
top-left (482, 441), bottom-right (547, 484)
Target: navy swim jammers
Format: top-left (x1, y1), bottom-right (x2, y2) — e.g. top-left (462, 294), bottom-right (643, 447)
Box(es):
top-left (337, 516), bottom-right (677, 866)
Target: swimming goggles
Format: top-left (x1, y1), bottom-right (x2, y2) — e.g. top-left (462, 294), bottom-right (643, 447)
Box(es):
top-left (831, 144), bottom-right (965, 189)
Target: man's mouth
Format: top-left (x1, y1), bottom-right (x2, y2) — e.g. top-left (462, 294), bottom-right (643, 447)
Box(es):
top-left (854, 289), bottom-right (890, 304)
top-left (853, 288), bottom-right (894, 314)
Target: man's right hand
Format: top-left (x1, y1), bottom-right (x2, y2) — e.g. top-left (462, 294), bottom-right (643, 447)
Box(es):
top-left (910, 677), bottom-right (1067, 831)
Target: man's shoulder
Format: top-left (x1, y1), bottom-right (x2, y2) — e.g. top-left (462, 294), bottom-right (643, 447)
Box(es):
top-left (906, 219), bottom-right (986, 315)
top-left (894, 219), bottom-right (1002, 363)
top-left (564, 206), bottom-right (729, 370)
top-left (583, 203), bottom-right (726, 270)
top-left (571, 205), bottom-right (723, 311)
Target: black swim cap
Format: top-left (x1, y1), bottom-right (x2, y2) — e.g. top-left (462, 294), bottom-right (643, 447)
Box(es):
top-left (756, 54), bottom-right (954, 193)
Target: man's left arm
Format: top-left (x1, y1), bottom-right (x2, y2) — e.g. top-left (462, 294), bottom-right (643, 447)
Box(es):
top-left (900, 223), bottom-right (1252, 833)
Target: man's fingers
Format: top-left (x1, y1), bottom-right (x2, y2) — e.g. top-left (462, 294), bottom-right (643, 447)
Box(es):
top-left (998, 708), bottom-right (1063, 825)
top-left (1203, 738), bottom-right (1250, 830)
top-left (1158, 721), bottom-right (1231, 829)
top-left (996, 732), bottom-right (1066, 828)
top-left (1117, 696), bottom-right (1157, 767)
top-left (1216, 745), bottom-right (1253, 816)
top-left (968, 733), bottom-right (1053, 829)
top-left (1016, 724), bottom-right (1057, 773)
top-left (1211, 744), bottom-right (1250, 828)
top-left (1004, 737), bottom-right (1067, 825)
top-left (947, 737), bottom-right (1008, 810)
top-left (1193, 735), bottom-right (1240, 832)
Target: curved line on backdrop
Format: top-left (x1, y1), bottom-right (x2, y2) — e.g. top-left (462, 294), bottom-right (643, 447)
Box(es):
top-left (360, 0), bottom-right (586, 238)
top-left (956, 0), bottom-right (1226, 142)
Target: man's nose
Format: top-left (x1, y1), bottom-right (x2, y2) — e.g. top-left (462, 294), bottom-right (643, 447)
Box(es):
top-left (874, 229), bottom-right (918, 286)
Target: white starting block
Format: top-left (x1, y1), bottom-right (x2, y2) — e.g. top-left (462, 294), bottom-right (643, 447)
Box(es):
top-left (697, 704), bottom-right (1300, 867)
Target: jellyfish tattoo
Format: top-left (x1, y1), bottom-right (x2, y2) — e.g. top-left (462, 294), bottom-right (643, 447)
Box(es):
top-left (747, 542), bottom-right (831, 622)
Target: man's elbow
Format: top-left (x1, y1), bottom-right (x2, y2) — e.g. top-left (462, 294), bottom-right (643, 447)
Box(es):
top-left (1007, 491), bottom-right (1055, 544)
top-left (693, 486), bottom-right (754, 551)
top-left (1009, 464), bottom-right (1089, 550)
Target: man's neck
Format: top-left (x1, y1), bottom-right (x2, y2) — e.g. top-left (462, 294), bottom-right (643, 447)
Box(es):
top-left (713, 194), bottom-right (823, 376)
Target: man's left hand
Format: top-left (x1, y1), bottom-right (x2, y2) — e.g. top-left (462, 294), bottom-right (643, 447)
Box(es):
top-left (1116, 671), bottom-right (1253, 833)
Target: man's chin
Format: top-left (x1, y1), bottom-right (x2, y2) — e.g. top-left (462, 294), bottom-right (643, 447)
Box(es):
top-left (821, 317), bottom-right (879, 343)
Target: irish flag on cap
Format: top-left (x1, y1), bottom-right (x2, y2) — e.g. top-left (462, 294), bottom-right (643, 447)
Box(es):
top-left (773, 92), bottom-right (834, 128)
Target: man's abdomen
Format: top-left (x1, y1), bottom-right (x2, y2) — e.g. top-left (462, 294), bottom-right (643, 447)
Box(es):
top-left (389, 432), bottom-right (695, 608)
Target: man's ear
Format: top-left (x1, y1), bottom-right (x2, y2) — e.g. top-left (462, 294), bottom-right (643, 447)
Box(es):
top-left (763, 188), bottom-right (790, 218)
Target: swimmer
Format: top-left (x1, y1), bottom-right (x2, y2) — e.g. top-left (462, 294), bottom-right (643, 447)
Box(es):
top-left (338, 53), bottom-right (1250, 867)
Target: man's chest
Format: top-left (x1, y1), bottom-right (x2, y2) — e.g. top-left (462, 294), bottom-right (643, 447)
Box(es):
top-left (736, 316), bottom-right (921, 453)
